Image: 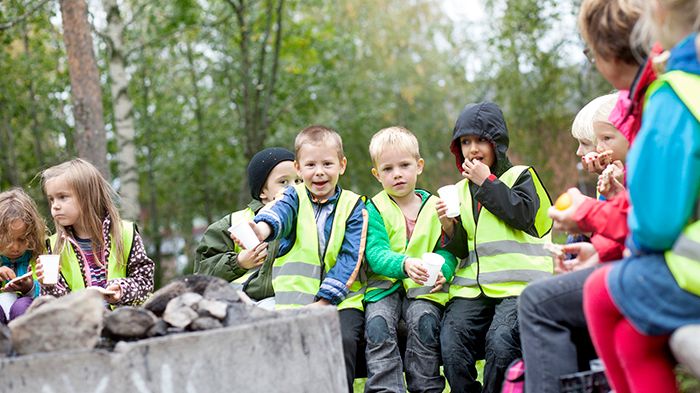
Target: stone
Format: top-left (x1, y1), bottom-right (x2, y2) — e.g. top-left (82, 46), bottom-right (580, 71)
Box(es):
top-left (142, 280), bottom-right (188, 316)
top-left (202, 279), bottom-right (240, 303)
top-left (197, 299), bottom-right (228, 320)
top-left (23, 295), bottom-right (56, 314)
top-left (103, 307), bottom-right (158, 339)
top-left (162, 293), bottom-right (202, 328)
top-left (146, 319), bottom-right (169, 337)
top-left (223, 302), bottom-right (275, 327)
top-left (8, 289), bottom-right (104, 355)
top-left (0, 323), bottom-right (11, 357)
top-left (189, 316), bottom-right (223, 331)
top-left (671, 325), bottom-right (700, 378)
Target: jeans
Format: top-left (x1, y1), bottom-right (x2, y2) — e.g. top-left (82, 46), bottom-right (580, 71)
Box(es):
top-left (403, 299), bottom-right (444, 393)
top-left (364, 291), bottom-right (405, 393)
top-left (340, 308), bottom-right (365, 393)
top-left (441, 296), bottom-right (520, 393)
top-left (518, 268), bottom-right (598, 393)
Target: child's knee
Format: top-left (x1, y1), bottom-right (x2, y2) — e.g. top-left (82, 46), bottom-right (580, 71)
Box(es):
top-left (366, 315), bottom-right (392, 344)
top-left (416, 313), bottom-right (440, 346)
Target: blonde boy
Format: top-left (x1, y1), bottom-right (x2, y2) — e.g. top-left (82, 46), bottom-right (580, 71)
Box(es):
top-left (364, 126), bottom-right (457, 393)
top-left (250, 125), bottom-right (367, 392)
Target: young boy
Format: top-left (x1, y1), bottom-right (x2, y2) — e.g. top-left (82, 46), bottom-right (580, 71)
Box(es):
top-left (194, 147), bottom-right (300, 303)
top-left (438, 102), bottom-right (553, 393)
top-left (364, 126), bottom-right (457, 393)
top-left (249, 125), bottom-right (367, 392)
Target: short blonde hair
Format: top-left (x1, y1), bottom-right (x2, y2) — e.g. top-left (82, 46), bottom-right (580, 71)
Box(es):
top-left (633, 0), bottom-right (700, 51)
top-left (578, 0), bottom-right (644, 64)
top-left (369, 126), bottom-right (421, 166)
top-left (0, 188), bottom-right (47, 260)
top-left (572, 94), bottom-right (618, 142)
top-left (294, 125), bottom-right (344, 161)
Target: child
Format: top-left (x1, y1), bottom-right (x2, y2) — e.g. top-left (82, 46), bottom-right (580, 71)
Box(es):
top-left (37, 158), bottom-right (154, 306)
top-left (584, 1), bottom-right (700, 392)
top-left (0, 189), bottom-right (46, 323)
top-left (438, 102), bottom-right (553, 393)
top-left (570, 96), bottom-right (599, 163)
top-left (363, 126), bottom-right (457, 393)
top-left (195, 147), bottom-right (300, 303)
top-left (248, 125), bottom-right (367, 392)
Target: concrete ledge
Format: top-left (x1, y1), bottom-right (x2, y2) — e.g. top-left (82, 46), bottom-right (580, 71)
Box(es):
top-left (1, 307), bottom-right (346, 393)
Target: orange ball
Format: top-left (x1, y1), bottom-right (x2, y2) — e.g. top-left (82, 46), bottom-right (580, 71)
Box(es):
top-left (554, 193), bottom-right (573, 211)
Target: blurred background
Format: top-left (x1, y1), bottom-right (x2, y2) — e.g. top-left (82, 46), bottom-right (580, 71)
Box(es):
top-left (0, 0), bottom-right (609, 287)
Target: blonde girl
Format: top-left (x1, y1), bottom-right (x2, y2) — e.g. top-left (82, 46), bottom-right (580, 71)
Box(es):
top-left (0, 189), bottom-right (46, 323)
top-left (583, 1), bottom-right (700, 392)
top-left (37, 159), bottom-right (154, 306)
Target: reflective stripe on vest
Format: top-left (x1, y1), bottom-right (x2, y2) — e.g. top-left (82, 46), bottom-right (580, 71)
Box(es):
top-left (230, 208), bottom-right (257, 285)
top-left (651, 70), bottom-right (700, 295)
top-left (450, 166), bottom-right (553, 299)
top-left (49, 220), bottom-right (134, 291)
top-left (369, 191), bottom-right (449, 305)
top-left (272, 184), bottom-right (365, 310)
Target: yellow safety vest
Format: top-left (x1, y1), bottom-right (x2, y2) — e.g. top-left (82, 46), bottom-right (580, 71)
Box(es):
top-left (49, 220), bottom-right (134, 291)
top-left (450, 166), bottom-right (553, 299)
top-left (649, 70), bottom-right (700, 296)
top-left (272, 184), bottom-right (365, 310)
top-left (368, 191), bottom-right (450, 305)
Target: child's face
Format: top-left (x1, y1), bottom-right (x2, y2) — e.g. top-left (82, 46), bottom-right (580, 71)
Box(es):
top-left (45, 175), bottom-right (82, 230)
top-left (259, 161), bottom-right (302, 203)
top-left (594, 122), bottom-right (629, 163)
top-left (371, 149), bottom-right (424, 199)
top-left (460, 135), bottom-right (495, 169)
top-left (0, 220), bottom-right (29, 259)
top-left (576, 138), bottom-right (596, 157)
top-left (294, 142), bottom-right (347, 202)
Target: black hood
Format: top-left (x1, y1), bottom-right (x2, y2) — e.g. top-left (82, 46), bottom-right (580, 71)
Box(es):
top-left (449, 102), bottom-right (512, 177)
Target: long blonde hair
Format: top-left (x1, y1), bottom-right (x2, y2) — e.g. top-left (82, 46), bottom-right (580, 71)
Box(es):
top-left (41, 159), bottom-right (125, 267)
top-left (0, 188), bottom-right (47, 261)
top-left (633, 0), bottom-right (700, 52)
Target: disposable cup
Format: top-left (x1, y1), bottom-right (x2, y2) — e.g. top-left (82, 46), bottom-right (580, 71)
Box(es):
top-left (40, 254), bottom-right (60, 285)
top-left (437, 185), bottom-right (460, 218)
top-left (421, 252), bottom-right (445, 287)
top-left (0, 292), bottom-right (17, 319)
top-left (228, 221), bottom-right (260, 250)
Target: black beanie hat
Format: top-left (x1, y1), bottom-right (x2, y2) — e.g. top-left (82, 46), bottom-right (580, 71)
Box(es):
top-left (247, 147), bottom-right (296, 201)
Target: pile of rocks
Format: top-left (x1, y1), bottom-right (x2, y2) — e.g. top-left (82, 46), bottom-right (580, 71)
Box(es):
top-left (3, 275), bottom-right (275, 357)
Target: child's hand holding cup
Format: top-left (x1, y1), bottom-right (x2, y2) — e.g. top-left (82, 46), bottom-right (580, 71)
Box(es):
top-left (36, 254), bottom-right (60, 285)
top-left (228, 221), bottom-right (262, 250)
top-left (421, 252), bottom-right (445, 287)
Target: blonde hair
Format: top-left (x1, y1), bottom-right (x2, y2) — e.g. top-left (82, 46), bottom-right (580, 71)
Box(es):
top-left (572, 94), bottom-right (618, 143)
top-left (633, 0), bottom-right (700, 52)
top-left (0, 188), bottom-right (47, 261)
top-left (41, 158), bottom-right (125, 268)
top-left (294, 125), bottom-right (345, 161)
top-left (369, 126), bottom-right (421, 166)
top-left (578, 0), bottom-right (645, 64)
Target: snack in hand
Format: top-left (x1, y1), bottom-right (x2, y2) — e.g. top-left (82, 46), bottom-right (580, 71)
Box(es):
top-left (554, 192), bottom-right (573, 210)
top-left (543, 242), bottom-right (565, 258)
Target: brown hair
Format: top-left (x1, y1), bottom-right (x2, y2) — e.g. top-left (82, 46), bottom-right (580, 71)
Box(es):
top-left (0, 188), bottom-right (47, 261)
top-left (294, 125), bottom-right (345, 161)
top-left (578, 0), bottom-right (645, 65)
top-left (41, 158), bottom-right (124, 268)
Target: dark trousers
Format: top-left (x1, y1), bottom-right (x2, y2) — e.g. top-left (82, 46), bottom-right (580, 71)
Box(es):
top-left (440, 296), bottom-right (520, 393)
top-left (339, 308), bottom-right (365, 393)
top-left (518, 267), bottom-right (598, 393)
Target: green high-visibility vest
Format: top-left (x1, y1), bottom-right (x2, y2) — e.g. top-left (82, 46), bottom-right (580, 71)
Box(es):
top-left (272, 184), bottom-right (365, 310)
top-left (450, 166), bottom-right (553, 299)
top-left (49, 220), bottom-right (134, 290)
top-left (368, 191), bottom-right (450, 305)
top-left (648, 70), bottom-right (700, 296)
top-left (229, 208), bottom-right (256, 285)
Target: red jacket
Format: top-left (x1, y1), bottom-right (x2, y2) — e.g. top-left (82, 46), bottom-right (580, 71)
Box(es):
top-left (573, 192), bottom-right (630, 261)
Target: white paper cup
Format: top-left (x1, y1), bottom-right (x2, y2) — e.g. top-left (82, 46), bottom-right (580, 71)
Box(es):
top-left (228, 221), bottom-right (260, 250)
top-left (422, 252), bottom-right (445, 287)
top-left (40, 254), bottom-right (60, 285)
top-left (437, 184), bottom-right (460, 218)
top-left (0, 292), bottom-right (17, 319)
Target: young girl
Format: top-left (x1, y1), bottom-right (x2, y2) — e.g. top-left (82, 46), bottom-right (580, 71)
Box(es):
top-left (583, 1), bottom-right (700, 392)
top-left (0, 189), bottom-right (46, 323)
top-left (37, 159), bottom-right (154, 306)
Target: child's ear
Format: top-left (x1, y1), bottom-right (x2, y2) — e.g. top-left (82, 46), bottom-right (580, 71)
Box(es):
top-left (371, 167), bottom-right (381, 182)
top-left (416, 158), bottom-right (425, 175)
top-left (293, 160), bottom-right (301, 174)
top-left (339, 157), bottom-right (347, 175)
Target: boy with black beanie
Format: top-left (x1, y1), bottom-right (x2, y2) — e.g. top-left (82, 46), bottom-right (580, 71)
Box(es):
top-left (194, 147), bottom-right (300, 302)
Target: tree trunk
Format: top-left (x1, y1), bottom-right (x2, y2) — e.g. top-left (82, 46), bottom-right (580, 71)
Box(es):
top-left (22, 23), bottom-right (45, 168)
top-left (59, 0), bottom-right (109, 178)
top-left (104, 0), bottom-right (140, 220)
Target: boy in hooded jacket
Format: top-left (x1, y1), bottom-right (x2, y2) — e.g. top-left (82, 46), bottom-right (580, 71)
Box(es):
top-left (437, 102), bottom-right (553, 393)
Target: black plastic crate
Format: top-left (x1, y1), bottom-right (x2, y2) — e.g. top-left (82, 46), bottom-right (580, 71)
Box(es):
top-left (559, 369), bottom-right (610, 393)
